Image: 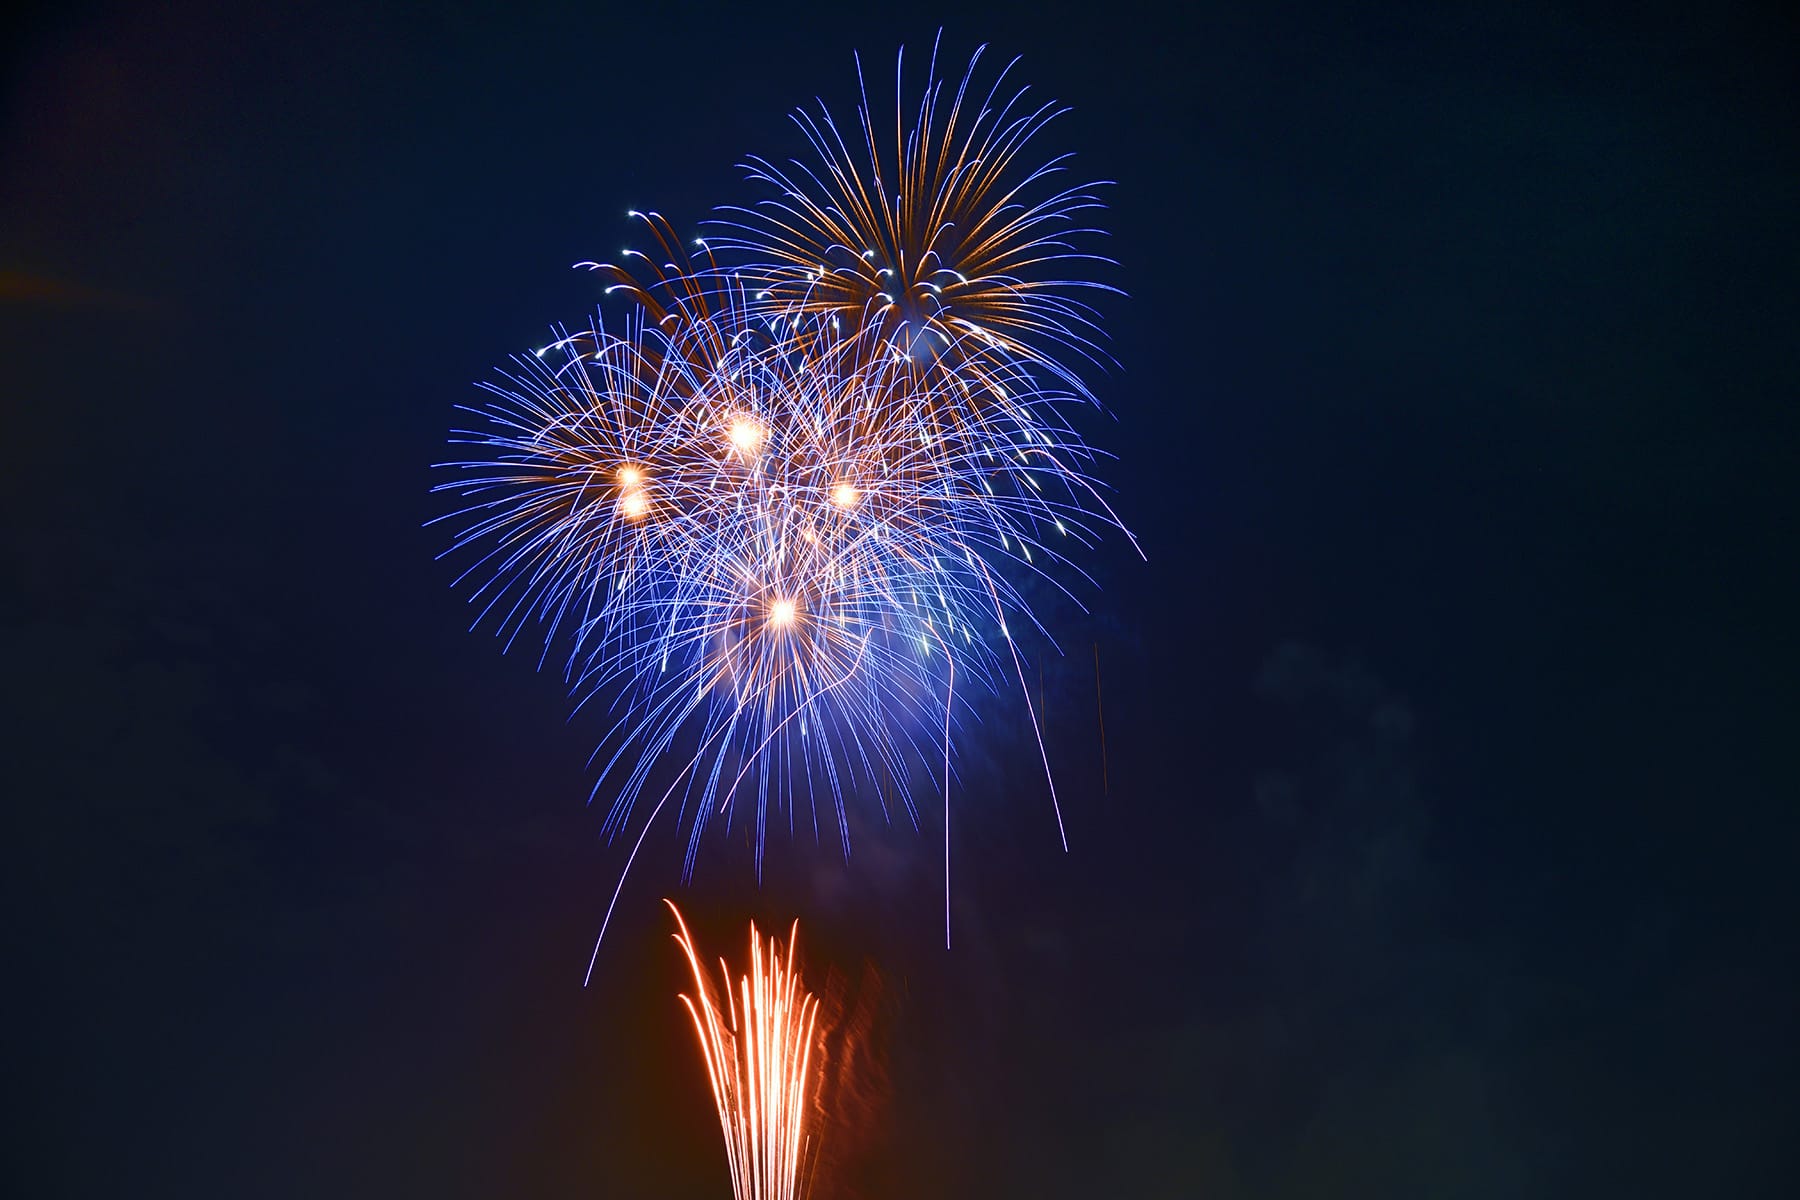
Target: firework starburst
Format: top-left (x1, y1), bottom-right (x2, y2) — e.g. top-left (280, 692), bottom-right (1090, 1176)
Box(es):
top-left (435, 38), bottom-right (1134, 966)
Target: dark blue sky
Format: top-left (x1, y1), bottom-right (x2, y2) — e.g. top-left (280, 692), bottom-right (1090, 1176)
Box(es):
top-left (4, 1), bottom-right (1796, 1196)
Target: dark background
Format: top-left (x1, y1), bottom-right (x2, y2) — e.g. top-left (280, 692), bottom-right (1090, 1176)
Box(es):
top-left (5, 1), bottom-right (1796, 1195)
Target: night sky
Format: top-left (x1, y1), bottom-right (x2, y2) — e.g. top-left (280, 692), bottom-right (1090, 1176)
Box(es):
top-left (5, 1), bottom-right (1797, 1196)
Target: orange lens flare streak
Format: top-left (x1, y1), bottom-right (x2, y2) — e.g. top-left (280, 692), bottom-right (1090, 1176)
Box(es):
top-left (668, 901), bottom-right (822, 1200)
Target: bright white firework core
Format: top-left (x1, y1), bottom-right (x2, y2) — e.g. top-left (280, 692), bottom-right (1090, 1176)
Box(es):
top-left (768, 598), bottom-right (797, 627)
top-left (831, 482), bottom-right (859, 508)
top-left (728, 416), bottom-right (764, 454)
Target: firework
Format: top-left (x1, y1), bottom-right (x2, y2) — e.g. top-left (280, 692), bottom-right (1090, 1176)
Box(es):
top-left (712, 35), bottom-right (1118, 412)
top-left (434, 39), bottom-right (1134, 964)
top-left (668, 902), bottom-right (822, 1200)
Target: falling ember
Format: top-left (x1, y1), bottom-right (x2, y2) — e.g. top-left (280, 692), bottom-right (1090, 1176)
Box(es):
top-left (668, 901), bottom-right (823, 1200)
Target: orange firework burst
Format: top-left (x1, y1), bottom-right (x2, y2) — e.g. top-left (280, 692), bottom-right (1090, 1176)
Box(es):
top-left (668, 901), bottom-right (823, 1200)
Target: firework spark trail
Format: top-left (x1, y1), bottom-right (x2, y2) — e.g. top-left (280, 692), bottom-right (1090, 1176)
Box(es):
top-left (436, 284), bottom-right (1110, 857)
top-left (713, 33), bottom-right (1120, 410)
top-left (668, 902), bottom-right (822, 1200)
top-left (435, 36), bottom-right (1137, 952)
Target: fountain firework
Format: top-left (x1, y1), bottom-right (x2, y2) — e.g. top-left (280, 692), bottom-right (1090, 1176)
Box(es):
top-left (668, 901), bottom-right (823, 1200)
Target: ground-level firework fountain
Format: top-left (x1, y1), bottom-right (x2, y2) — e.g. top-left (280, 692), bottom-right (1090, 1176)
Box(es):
top-left (668, 902), bottom-right (824, 1200)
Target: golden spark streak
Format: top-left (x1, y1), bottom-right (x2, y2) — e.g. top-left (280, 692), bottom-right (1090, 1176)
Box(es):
top-left (668, 901), bottom-right (821, 1200)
